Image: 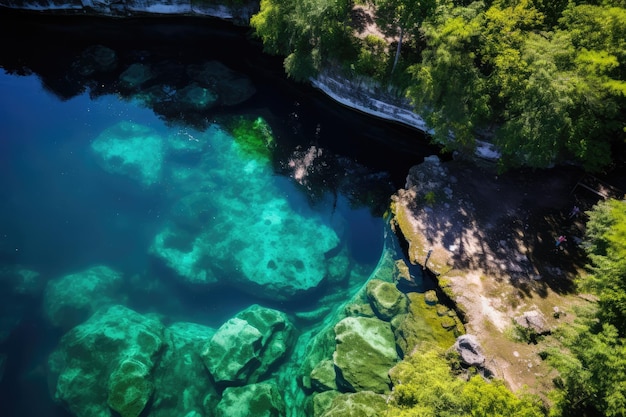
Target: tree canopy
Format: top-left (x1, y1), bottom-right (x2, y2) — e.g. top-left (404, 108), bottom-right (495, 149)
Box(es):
top-left (250, 0), bottom-right (626, 171)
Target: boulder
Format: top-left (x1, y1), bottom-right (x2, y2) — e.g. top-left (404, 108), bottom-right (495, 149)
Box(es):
top-left (186, 61), bottom-right (256, 106)
top-left (515, 310), bottom-right (549, 335)
top-left (310, 359), bottom-right (337, 392)
top-left (332, 316), bottom-right (397, 393)
top-left (151, 322), bottom-right (218, 417)
top-left (365, 279), bottom-right (408, 321)
top-left (317, 391), bottom-right (388, 417)
top-left (216, 382), bottom-right (285, 417)
top-left (201, 305), bottom-right (295, 386)
top-left (312, 391), bottom-right (340, 417)
top-left (119, 63), bottom-right (153, 89)
top-left (454, 334), bottom-right (485, 367)
top-left (48, 305), bottom-right (164, 417)
top-left (43, 265), bottom-right (124, 329)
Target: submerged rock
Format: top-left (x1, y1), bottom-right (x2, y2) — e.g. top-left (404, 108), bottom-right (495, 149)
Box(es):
top-left (317, 391), bottom-right (387, 417)
top-left (201, 304), bottom-right (295, 387)
top-left (216, 381), bottom-right (286, 417)
top-left (151, 322), bottom-right (218, 417)
top-left (91, 121), bottom-right (165, 187)
top-left (43, 265), bottom-right (124, 329)
top-left (332, 316), bottom-right (397, 393)
top-left (150, 125), bottom-right (346, 301)
top-left (119, 63), bottom-right (153, 89)
top-left (48, 305), bottom-right (164, 417)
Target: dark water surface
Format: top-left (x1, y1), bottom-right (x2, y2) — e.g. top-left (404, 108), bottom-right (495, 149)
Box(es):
top-left (0, 11), bottom-right (438, 417)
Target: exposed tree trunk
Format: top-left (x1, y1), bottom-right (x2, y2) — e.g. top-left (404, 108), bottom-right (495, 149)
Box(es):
top-left (391, 26), bottom-right (404, 74)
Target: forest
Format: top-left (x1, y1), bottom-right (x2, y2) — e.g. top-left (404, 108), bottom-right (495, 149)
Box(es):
top-left (250, 0), bottom-right (625, 172)
top-left (249, 1), bottom-right (626, 415)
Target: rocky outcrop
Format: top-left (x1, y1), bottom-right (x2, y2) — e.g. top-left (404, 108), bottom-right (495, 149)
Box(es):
top-left (48, 305), bottom-right (165, 417)
top-left (332, 316), bottom-right (397, 393)
top-left (201, 304), bottom-right (295, 387)
top-left (43, 265), bottom-right (125, 329)
top-left (0, 0), bottom-right (259, 24)
top-left (454, 334), bottom-right (485, 367)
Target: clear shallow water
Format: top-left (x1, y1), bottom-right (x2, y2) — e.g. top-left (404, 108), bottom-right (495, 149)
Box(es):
top-left (0, 14), bottom-right (438, 417)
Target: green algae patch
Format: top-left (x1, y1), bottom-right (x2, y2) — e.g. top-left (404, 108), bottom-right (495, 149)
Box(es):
top-left (226, 115), bottom-right (275, 161)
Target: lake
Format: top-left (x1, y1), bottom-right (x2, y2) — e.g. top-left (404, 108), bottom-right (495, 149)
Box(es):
top-left (0, 11), bottom-right (438, 416)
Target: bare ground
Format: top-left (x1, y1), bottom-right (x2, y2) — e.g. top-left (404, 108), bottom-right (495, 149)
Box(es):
top-left (391, 156), bottom-right (606, 398)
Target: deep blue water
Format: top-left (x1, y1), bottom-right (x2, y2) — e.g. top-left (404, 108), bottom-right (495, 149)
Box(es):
top-left (0, 12), bottom-right (438, 417)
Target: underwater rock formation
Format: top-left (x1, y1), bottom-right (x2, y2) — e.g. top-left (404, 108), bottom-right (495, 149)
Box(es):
top-left (147, 124), bottom-right (346, 302)
top-left (43, 265), bottom-right (124, 329)
top-left (316, 391), bottom-right (388, 417)
top-left (332, 316), bottom-right (397, 393)
top-left (48, 305), bottom-right (165, 417)
top-left (201, 304), bottom-right (295, 387)
top-left (151, 322), bottom-right (218, 417)
top-left (91, 121), bottom-right (165, 187)
top-left (217, 381), bottom-right (286, 417)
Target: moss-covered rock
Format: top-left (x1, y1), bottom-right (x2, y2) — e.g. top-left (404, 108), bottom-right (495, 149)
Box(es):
top-left (310, 359), bottom-right (337, 392)
top-left (393, 292), bottom-right (463, 357)
top-left (318, 391), bottom-right (388, 417)
top-left (344, 302), bottom-right (376, 318)
top-left (216, 381), bottom-right (285, 417)
top-left (366, 278), bottom-right (409, 321)
top-left (312, 391), bottom-right (340, 417)
top-left (332, 316), bottom-right (397, 393)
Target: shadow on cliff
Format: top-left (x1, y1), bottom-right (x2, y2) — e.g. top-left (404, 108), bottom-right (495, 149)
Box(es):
top-left (420, 161), bottom-right (600, 297)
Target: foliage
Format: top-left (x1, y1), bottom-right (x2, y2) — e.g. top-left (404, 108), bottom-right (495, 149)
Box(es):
top-left (384, 347), bottom-right (545, 417)
top-left (544, 199), bottom-right (626, 417)
top-left (251, 0), bottom-right (355, 80)
top-left (580, 199), bottom-right (626, 335)
top-left (545, 308), bottom-right (626, 417)
top-left (250, 0), bottom-right (625, 169)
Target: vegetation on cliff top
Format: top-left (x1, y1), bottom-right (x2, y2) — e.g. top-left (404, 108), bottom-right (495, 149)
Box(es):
top-left (250, 0), bottom-right (626, 171)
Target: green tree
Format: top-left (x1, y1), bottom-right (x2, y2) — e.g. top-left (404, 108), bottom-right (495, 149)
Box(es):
top-left (374, 0), bottom-right (439, 73)
top-left (251, 0), bottom-right (355, 80)
top-left (406, 3), bottom-right (490, 151)
top-left (581, 199), bottom-right (626, 334)
top-left (546, 311), bottom-right (626, 417)
top-left (384, 347), bottom-right (544, 416)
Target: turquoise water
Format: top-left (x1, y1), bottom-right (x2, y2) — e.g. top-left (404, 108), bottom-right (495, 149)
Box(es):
top-left (0, 14), bottom-right (439, 416)
top-left (0, 70), bottom-right (388, 415)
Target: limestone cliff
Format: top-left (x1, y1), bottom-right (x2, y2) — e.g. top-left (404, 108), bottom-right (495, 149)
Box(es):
top-left (0, 0), bottom-right (258, 24)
